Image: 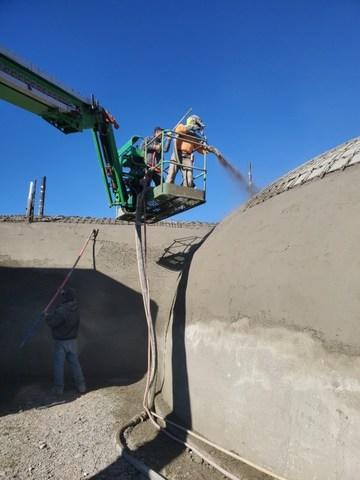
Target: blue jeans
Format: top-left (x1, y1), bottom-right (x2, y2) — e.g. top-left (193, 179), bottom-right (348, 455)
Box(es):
top-left (53, 339), bottom-right (85, 390)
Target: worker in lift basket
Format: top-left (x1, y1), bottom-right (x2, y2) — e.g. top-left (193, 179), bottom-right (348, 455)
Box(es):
top-left (166, 114), bottom-right (208, 188)
top-left (142, 126), bottom-right (171, 186)
top-left (45, 287), bottom-right (86, 396)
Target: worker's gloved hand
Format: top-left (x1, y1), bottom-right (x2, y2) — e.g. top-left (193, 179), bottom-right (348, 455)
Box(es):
top-left (165, 131), bottom-right (172, 137)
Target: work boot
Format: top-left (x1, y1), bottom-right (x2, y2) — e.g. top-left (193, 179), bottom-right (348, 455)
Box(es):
top-left (77, 383), bottom-right (87, 394)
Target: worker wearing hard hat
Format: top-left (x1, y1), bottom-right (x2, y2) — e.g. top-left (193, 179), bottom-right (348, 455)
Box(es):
top-left (166, 115), bottom-right (207, 187)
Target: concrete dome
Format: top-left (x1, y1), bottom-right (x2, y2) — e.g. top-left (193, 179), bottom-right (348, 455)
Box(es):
top-left (160, 137), bottom-right (360, 480)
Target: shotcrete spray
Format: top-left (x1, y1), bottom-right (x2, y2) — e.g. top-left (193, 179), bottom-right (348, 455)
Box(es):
top-left (206, 145), bottom-right (258, 196)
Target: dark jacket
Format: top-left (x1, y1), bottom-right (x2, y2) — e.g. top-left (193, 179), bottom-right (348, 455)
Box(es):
top-left (46, 294), bottom-right (80, 341)
top-left (143, 134), bottom-right (171, 171)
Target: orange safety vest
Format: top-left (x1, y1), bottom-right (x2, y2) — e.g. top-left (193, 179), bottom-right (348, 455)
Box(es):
top-left (175, 124), bottom-right (206, 155)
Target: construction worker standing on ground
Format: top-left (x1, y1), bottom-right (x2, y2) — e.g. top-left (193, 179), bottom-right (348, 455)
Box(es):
top-left (166, 115), bottom-right (207, 187)
top-left (45, 287), bottom-right (86, 395)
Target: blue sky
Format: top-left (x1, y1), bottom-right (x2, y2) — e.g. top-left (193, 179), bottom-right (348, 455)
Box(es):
top-left (1, 0), bottom-right (360, 222)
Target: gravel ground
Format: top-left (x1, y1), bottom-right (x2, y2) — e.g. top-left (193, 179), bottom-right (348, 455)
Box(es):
top-left (0, 380), bottom-right (144, 480)
top-left (0, 379), bottom-right (273, 480)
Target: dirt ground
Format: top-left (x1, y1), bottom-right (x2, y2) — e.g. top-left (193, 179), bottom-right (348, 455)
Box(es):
top-left (0, 378), bottom-right (273, 480)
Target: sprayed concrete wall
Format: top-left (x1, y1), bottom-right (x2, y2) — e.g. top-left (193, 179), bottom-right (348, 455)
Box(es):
top-left (0, 219), bottom-right (212, 384)
top-left (159, 157), bottom-right (360, 480)
top-left (2, 136), bottom-right (360, 480)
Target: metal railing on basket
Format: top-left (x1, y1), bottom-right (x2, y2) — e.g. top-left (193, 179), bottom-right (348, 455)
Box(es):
top-left (144, 130), bottom-right (207, 192)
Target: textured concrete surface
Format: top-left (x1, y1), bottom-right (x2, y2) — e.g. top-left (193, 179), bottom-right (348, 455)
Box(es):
top-left (247, 135), bottom-right (360, 209)
top-left (0, 220), bottom-right (212, 383)
top-left (159, 161), bottom-right (360, 480)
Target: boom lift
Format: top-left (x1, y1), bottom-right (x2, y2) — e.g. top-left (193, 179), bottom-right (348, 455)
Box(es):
top-left (0, 48), bottom-right (206, 222)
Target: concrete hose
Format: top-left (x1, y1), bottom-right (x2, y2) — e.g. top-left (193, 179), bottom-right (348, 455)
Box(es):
top-left (135, 188), bottom-right (158, 416)
top-left (117, 412), bottom-right (167, 480)
top-left (150, 411), bottom-right (290, 480)
top-left (132, 187), bottom-right (246, 480)
top-left (116, 188), bottom-right (167, 480)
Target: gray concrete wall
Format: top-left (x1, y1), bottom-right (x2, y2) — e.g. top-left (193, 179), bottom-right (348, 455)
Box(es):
top-left (0, 220), bottom-right (212, 384)
top-left (158, 164), bottom-right (360, 480)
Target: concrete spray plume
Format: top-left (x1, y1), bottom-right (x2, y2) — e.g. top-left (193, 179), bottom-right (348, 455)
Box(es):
top-left (207, 145), bottom-right (258, 197)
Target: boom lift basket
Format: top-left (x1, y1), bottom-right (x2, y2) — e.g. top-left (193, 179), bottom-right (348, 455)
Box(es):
top-left (116, 130), bottom-right (207, 223)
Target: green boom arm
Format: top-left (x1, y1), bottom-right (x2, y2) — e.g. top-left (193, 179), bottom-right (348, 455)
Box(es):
top-left (0, 47), bottom-right (128, 208)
